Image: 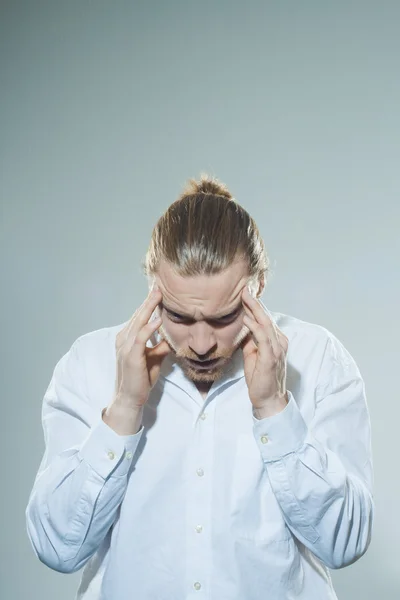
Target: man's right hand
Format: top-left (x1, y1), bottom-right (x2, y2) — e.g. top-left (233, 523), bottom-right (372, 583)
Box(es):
top-left (102, 283), bottom-right (170, 435)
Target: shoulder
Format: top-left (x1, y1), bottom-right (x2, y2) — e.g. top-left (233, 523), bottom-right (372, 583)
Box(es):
top-left (74, 321), bottom-right (128, 346)
top-left (69, 320), bottom-right (129, 364)
top-left (269, 308), bottom-right (333, 346)
top-left (269, 309), bottom-right (360, 381)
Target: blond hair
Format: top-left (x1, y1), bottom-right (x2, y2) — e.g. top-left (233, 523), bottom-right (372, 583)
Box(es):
top-left (143, 174), bottom-right (270, 287)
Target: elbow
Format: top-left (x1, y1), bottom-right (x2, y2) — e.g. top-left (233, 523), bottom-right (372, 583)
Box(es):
top-left (25, 501), bottom-right (83, 574)
top-left (26, 527), bottom-right (85, 574)
top-left (36, 550), bottom-right (82, 574)
top-left (325, 537), bottom-right (372, 570)
top-left (323, 503), bottom-right (374, 570)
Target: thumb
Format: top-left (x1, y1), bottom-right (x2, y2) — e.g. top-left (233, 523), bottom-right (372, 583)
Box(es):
top-left (147, 339), bottom-right (171, 365)
top-left (147, 340), bottom-right (171, 387)
top-left (241, 332), bottom-right (257, 360)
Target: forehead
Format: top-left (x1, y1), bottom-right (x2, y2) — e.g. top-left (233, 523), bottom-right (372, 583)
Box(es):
top-left (154, 260), bottom-right (250, 318)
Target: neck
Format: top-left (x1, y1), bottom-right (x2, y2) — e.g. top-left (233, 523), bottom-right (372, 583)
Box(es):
top-left (195, 381), bottom-right (213, 399)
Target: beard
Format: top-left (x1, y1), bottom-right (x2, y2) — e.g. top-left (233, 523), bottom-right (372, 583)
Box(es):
top-left (157, 323), bottom-right (250, 383)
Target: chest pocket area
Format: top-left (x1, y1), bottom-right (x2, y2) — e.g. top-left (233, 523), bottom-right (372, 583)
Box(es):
top-left (229, 433), bottom-right (291, 544)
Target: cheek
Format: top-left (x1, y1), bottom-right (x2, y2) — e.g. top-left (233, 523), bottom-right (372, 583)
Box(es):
top-left (218, 320), bottom-right (245, 346)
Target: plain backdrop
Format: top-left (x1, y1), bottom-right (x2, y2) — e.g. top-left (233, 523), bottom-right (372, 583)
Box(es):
top-left (1, 1), bottom-right (399, 598)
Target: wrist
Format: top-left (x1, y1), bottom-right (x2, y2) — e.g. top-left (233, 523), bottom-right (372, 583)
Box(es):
top-left (252, 392), bottom-right (288, 420)
top-left (102, 403), bottom-right (144, 436)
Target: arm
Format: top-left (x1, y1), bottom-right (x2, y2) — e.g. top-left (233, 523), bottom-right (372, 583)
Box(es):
top-left (25, 337), bottom-right (144, 573)
top-left (252, 333), bottom-right (374, 569)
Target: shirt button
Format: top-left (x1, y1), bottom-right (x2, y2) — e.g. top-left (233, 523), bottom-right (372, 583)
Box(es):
top-left (125, 451), bottom-right (133, 460)
top-left (107, 451), bottom-right (116, 460)
top-left (194, 582), bottom-right (202, 591)
top-left (260, 435), bottom-right (269, 444)
top-left (196, 468), bottom-right (204, 477)
top-left (200, 413), bottom-right (207, 420)
top-left (195, 525), bottom-right (203, 533)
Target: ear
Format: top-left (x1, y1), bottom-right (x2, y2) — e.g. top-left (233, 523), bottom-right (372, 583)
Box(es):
top-left (256, 275), bottom-right (265, 298)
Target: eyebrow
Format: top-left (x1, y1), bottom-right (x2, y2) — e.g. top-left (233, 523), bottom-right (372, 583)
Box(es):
top-left (160, 301), bottom-right (243, 321)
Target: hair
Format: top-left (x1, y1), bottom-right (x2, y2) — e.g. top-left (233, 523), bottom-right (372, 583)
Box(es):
top-left (143, 173), bottom-right (270, 289)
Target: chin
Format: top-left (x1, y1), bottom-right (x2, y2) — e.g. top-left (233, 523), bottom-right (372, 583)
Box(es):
top-left (184, 366), bottom-right (226, 383)
top-left (179, 358), bottom-right (229, 384)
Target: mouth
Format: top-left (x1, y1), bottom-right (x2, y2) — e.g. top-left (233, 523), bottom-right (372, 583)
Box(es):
top-left (186, 357), bottom-right (221, 370)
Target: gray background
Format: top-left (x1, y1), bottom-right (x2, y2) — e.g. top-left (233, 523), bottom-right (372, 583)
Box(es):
top-left (1, 1), bottom-right (399, 598)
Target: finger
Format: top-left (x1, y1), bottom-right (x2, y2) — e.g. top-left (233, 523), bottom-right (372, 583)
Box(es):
top-left (242, 287), bottom-right (271, 326)
top-left (242, 313), bottom-right (281, 358)
top-left (243, 310), bottom-right (288, 355)
top-left (147, 339), bottom-right (171, 360)
top-left (242, 287), bottom-right (280, 347)
top-left (121, 288), bottom-right (163, 347)
top-left (130, 288), bottom-right (162, 332)
top-left (242, 287), bottom-right (288, 350)
top-left (128, 284), bottom-right (157, 320)
top-left (147, 339), bottom-right (171, 387)
top-left (241, 297), bottom-right (253, 319)
top-left (124, 317), bottom-right (163, 358)
top-left (240, 331), bottom-right (257, 360)
top-left (257, 306), bottom-right (288, 351)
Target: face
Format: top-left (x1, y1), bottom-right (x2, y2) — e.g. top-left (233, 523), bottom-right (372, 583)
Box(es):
top-left (152, 259), bottom-right (260, 384)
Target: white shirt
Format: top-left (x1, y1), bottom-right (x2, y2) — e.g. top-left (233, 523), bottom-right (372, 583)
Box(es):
top-left (26, 308), bottom-right (374, 600)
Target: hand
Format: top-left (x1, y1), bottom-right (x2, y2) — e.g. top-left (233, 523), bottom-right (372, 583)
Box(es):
top-left (240, 286), bottom-right (289, 417)
top-left (103, 284), bottom-right (170, 434)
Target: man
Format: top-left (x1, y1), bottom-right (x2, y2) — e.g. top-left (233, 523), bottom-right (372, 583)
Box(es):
top-left (26, 175), bottom-right (374, 600)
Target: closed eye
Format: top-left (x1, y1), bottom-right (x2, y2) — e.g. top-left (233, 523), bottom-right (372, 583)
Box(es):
top-left (166, 309), bottom-right (241, 326)
top-left (211, 313), bottom-right (240, 326)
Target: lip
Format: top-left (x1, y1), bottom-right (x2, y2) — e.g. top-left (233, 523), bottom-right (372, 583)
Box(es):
top-left (186, 357), bottom-right (221, 369)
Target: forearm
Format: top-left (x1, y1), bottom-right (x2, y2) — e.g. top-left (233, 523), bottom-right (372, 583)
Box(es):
top-left (26, 417), bottom-right (143, 573)
top-left (26, 457), bottom-right (127, 572)
top-left (265, 436), bottom-right (373, 568)
top-left (253, 393), bottom-right (374, 569)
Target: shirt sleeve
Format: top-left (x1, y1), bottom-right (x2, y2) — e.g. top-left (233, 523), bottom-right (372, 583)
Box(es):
top-left (25, 336), bottom-right (144, 573)
top-left (252, 332), bottom-right (374, 569)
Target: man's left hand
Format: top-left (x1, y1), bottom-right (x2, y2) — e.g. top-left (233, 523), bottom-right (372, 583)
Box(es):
top-left (241, 286), bottom-right (289, 419)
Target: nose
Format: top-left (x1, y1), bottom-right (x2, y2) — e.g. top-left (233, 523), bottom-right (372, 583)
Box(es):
top-left (188, 322), bottom-right (217, 358)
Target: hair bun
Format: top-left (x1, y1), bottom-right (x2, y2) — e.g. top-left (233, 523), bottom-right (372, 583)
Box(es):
top-left (184, 173), bottom-right (233, 199)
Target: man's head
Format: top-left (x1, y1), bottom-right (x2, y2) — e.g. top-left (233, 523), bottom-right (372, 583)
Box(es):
top-left (143, 174), bottom-right (270, 384)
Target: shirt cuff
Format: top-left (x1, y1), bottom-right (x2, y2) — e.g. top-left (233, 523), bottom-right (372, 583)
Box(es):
top-left (252, 391), bottom-right (307, 462)
top-left (79, 412), bottom-right (144, 480)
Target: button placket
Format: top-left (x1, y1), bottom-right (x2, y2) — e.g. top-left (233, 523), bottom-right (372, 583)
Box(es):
top-left (185, 403), bottom-right (214, 597)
